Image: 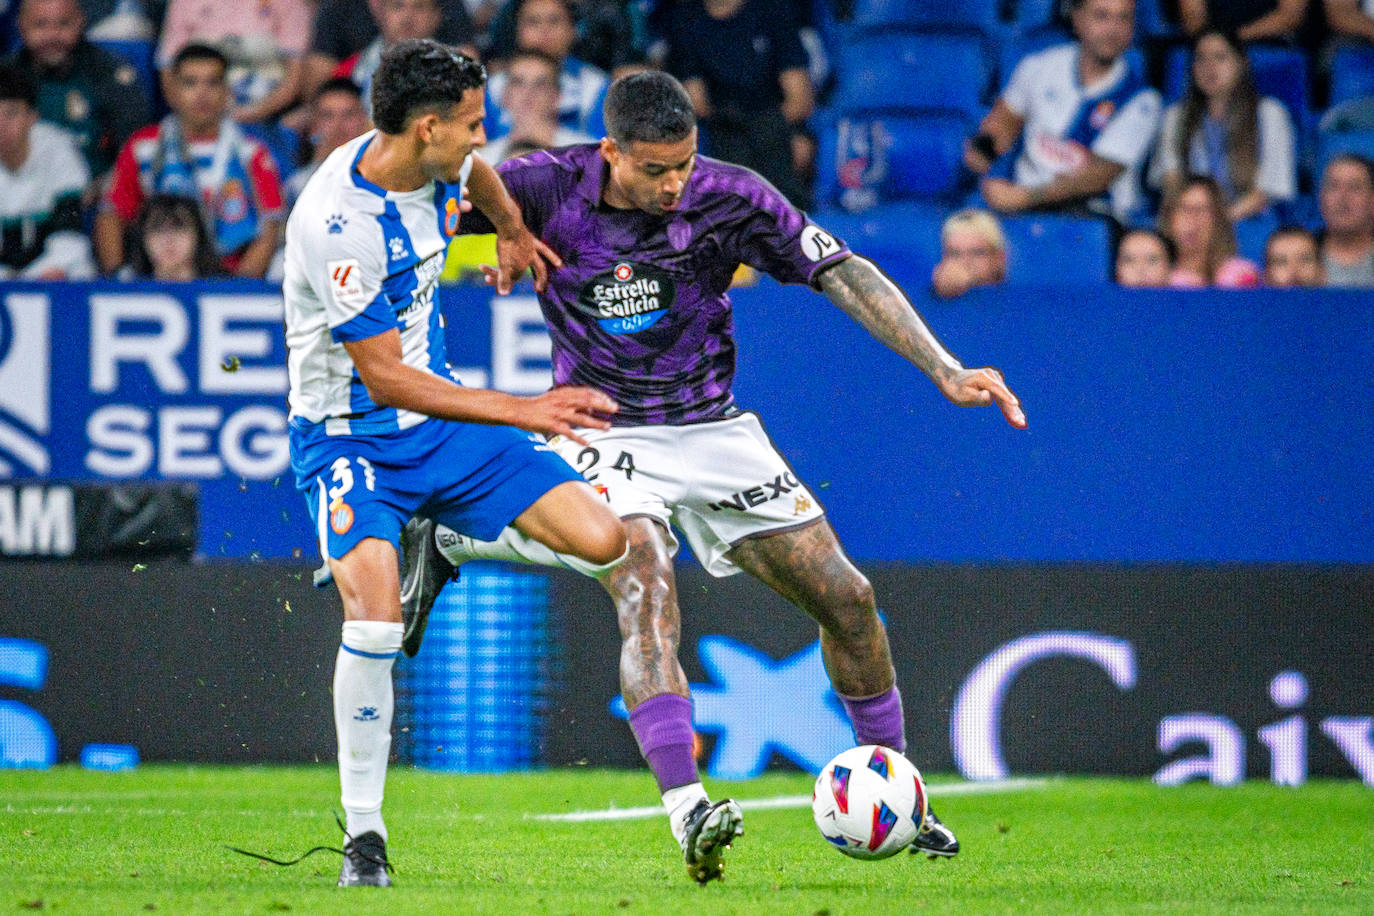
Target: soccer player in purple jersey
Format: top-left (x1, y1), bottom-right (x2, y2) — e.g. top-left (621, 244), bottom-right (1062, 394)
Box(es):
top-left (400, 70), bottom-right (1026, 883)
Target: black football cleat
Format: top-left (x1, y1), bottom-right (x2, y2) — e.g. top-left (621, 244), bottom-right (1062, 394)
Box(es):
top-left (680, 798), bottom-right (744, 884)
top-left (337, 830), bottom-right (393, 887)
top-left (398, 516), bottom-right (462, 657)
top-left (910, 804), bottom-right (960, 859)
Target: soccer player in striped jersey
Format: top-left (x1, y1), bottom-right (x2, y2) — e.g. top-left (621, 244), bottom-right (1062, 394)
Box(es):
top-left (282, 39), bottom-right (627, 887)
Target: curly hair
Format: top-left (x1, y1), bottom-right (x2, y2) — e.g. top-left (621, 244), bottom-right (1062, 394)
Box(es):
top-left (370, 39), bottom-right (487, 135)
top-left (604, 70), bottom-right (696, 146)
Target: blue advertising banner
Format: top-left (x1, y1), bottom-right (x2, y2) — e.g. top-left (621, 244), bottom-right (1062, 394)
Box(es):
top-left (0, 280), bottom-right (1370, 562)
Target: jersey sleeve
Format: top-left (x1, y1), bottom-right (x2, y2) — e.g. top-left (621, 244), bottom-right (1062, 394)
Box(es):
top-left (730, 176), bottom-right (851, 286)
top-left (305, 217), bottom-right (397, 343)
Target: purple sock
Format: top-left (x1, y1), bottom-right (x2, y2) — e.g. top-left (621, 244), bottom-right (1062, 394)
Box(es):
top-left (840, 687), bottom-right (906, 752)
top-left (628, 693), bottom-right (699, 792)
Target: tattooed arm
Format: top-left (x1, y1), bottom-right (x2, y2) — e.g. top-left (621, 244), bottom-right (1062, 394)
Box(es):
top-left (817, 255), bottom-right (1028, 428)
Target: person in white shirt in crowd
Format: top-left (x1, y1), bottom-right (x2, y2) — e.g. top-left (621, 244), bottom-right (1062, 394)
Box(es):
top-left (1150, 29), bottom-right (1295, 224)
top-left (931, 209), bottom-right (1007, 299)
top-left (479, 49), bottom-right (593, 163)
top-left (0, 61), bottom-right (94, 279)
top-left (964, 0), bottom-right (1161, 224)
top-left (1318, 153), bottom-right (1374, 287)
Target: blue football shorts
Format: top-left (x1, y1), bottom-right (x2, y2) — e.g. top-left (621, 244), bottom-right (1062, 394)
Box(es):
top-left (290, 417), bottom-right (582, 562)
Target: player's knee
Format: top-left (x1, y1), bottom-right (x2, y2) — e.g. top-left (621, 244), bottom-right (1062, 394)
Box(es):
top-left (579, 512), bottom-right (628, 567)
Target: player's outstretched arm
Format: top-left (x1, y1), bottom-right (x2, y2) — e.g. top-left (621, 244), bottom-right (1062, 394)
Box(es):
top-left (343, 330), bottom-right (616, 444)
top-left (466, 154), bottom-right (562, 294)
top-left (817, 255), bottom-right (1027, 429)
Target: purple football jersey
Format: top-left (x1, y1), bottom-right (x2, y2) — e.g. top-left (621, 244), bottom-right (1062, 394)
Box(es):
top-left (469, 144), bottom-right (851, 424)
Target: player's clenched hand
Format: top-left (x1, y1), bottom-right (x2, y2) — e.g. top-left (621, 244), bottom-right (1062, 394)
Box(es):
top-left (513, 387), bottom-right (618, 446)
top-left (937, 367), bottom-right (1027, 429)
top-left (491, 226), bottom-right (564, 295)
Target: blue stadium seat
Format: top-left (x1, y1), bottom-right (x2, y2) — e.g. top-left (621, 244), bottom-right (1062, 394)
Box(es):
top-left (1315, 130), bottom-right (1374, 179)
top-left (1234, 211), bottom-right (1278, 264)
top-left (1330, 46), bottom-right (1374, 107)
top-left (837, 28), bottom-right (992, 118)
top-left (1010, 0), bottom-right (1060, 32)
top-left (1001, 214), bottom-right (1112, 285)
top-left (852, 0), bottom-right (1002, 32)
top-left (1162, 43), bottom-right (1310, 129)
top-left (90, 37), bottom-right (158, 108)
top-left (1134, 0), bottom-right (1179, 38)
top-left (817, 108), bottom-right (977, 208)
top-left (816, 200), bottom-right (948, 280)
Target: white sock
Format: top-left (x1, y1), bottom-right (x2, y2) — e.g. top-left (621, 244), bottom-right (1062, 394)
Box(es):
top-left (334, 620), bottom-right (403, 843)
top-left (434, 523), bottom-right (627, 577)
top-left (662, 781), bottom-right (709, 844)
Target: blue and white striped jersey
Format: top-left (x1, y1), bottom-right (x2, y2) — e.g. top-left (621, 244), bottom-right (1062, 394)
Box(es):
top-left (283, 130), bottom-right (472, 436)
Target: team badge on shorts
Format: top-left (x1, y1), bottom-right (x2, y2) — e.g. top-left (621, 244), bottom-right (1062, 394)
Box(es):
top-left (330, 497), bottom-right (354, 535)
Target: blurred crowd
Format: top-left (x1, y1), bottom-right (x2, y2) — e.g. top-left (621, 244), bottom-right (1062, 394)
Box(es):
top-left (1, 0), bottom-right (1372, 293)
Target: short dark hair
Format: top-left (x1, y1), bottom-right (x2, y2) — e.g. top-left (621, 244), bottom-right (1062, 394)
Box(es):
top-left (1325, 153), bottom-right (1374, 188)
top-left (1264, 225), bottom-right (1319, 265)
top-left (0, 61), bottom-right (37, 108)
top-left (131, 194), bottom-right (224, 279)
top-left (172, 42), bottom-right (229, 75)
top-left (314, 76), bottom-right (364, 104)
top-left (604, 69), bottom-right (695, 146)
top-left (1116, 226), bottom-right (1176, 266)
top-left (370, 39), bottom-right (487, 135)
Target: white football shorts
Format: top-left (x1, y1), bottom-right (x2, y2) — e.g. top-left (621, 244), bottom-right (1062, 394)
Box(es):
top-left (548, 411), bottom-right (826, 577)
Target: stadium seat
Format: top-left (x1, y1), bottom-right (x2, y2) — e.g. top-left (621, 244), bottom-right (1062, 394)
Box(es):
top-left (837, 28), bottom-right (993, 118)
top-left (1009, 0), bottom-right (1060, 32)
top-left (1162, 43), bottom-right (1310, 129)
top-left (1134, 0), bottom-right (1179, 38)
top-left (1001, 213), bottom-right (1112, 285)
top-left (851, 0), bottom-right (1002, 33)
top-left (90, 37), bottom-right (158, 109)
top-left (816, 108), bottom-right (977, 209)
top-left (1330, 46), bottom-right (1374, 107)
top-left (1315, 130), bottom-right (1374, 179)
top-left (1234, 211), bottom-right (1278, 264)
top-left (816, 200), bottom-right (947, 281)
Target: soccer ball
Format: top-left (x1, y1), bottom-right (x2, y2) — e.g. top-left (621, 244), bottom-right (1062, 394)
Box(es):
top-left (812, 744), bottom-right (927, 860)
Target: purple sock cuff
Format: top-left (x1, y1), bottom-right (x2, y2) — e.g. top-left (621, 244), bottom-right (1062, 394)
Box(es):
top-left (628, 693), bottom-right (698, 791)
top-left (840, 687), bottom-right (906, 753)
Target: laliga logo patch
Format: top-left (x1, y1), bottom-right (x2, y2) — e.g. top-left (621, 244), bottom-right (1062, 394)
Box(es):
top-left (576, 260), bottom-right (676, 335)
top-left (329, 496), bottom-right (354, 535)
top-left (0, 293), bottom-right (52, 477)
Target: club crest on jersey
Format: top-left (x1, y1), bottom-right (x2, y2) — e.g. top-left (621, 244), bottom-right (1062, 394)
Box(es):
top-left (444, 197), bottom-right (461, 235)
top-left (329, 496), bottom-right (354, 535)
top-left (576, 260), bottom-right (676, 335)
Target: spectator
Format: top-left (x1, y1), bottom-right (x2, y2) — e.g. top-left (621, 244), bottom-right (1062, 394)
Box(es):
top-left (9, 0), bottom-right (150, 184)
top-left (82, 0), bottom-right (163, 40)
top-left (658, 0), bottom-right (814, 208)
top-left (155, 0), bottom-right (312, 124)
top-left (124, 193), bottom-right (224, 280)
top-left (487, 0), bottom-right (608, 138)
top-left (1318, 153), bottom-right (1374, 286)
top-left (480, 48), bottom-right (592, 162)
top-left (97, 43), bottom-right (285, 278)
top-left (0, 61), bottom-right (94, 279)
top-left (284, 77), bottom-right (369, 206)
top-left (967, 0), bottom-right (1162, 224)
top-left (486, 0), bottom-right (643, 74)
top-left (1114, 226), bottom-right (1176, 286)
top-left (931, 209), bottom-right (1007, 299)
top-left (302, 0), bottom-right (476, 101)
top-left (1150, 29), bottom-right (1295, 223)
top-left (336, 0), bottom-right (445, 118)
top-left (1263, 225), bottom-right (1325, 286)
top-left (1158, 175), bottom-right (1260, 287)
top-left (1324, 0), bottom-right (1374, 44)
top-left (1178, 0), bottom-right (1310, 42)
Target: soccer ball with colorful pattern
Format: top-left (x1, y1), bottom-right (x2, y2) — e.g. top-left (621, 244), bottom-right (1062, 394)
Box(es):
top-left (811, 744), bottom-right (928, 860)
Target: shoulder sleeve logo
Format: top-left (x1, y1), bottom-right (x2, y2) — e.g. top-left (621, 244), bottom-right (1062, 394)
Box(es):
top-left (800, 225), bottom-right (841, 262)
top-left (326, 258), bottom-right (367, 309)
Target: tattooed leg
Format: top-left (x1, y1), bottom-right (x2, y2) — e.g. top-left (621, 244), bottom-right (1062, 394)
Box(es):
top-left (727, 520), bottom-right (895, 697)
top-left (605, 516), bottom-right (690, 709)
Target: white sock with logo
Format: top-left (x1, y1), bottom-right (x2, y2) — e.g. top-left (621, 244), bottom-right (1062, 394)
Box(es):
top-left (662, 782), bottom-right (709, 845)
top-left (434, 523), bottom-right (626, 577)
top-left (334, 620), bottom-right (402, 843)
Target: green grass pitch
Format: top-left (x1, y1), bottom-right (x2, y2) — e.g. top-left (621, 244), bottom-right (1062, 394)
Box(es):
top-left (2, 766), bottom-right (1371, 914)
